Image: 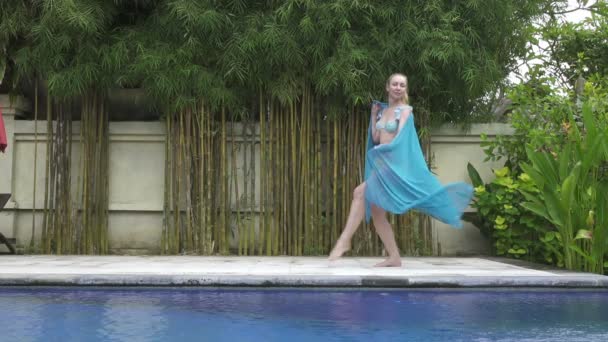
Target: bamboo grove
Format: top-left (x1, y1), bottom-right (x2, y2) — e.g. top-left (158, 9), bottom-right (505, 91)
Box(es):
top-left (37, 93), bottom-right (110, 254)
top-left (0, 0), bottom-right (561, 255)
top-left (161, 90), bottom-right (433, 256)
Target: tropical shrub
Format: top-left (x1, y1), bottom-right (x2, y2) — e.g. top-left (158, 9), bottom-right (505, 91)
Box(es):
top-left (480, 72), bottom-right (576, 173)
top-left (520, 102), bottom-right (608, 273)
top-left (470, 75), bottom-right (608, 273)
top-left (468, 165), bottom-right (562, 265)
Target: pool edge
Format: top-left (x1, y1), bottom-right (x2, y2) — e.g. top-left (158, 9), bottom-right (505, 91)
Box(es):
top-left (1, 274), bottom-right (607, 288)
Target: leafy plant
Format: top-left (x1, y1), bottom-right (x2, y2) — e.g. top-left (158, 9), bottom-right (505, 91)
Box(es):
top-left (480, 72), bottom-right (576, 173)
top-left (535, 7), bottom-right (608, 88)
top-left (520, 103), bottom-right (608, 272)
top-left (467, 164), bottom-right (560, 264)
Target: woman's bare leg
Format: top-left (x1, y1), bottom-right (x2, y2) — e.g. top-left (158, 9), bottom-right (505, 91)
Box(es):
top-left (370, 205), bottom-right (402, 267)
top-left (328, 182), bottom-right (367, 260)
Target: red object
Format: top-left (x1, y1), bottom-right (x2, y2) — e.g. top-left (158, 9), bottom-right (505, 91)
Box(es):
top-left (0, 107), bottom-right (7, 153)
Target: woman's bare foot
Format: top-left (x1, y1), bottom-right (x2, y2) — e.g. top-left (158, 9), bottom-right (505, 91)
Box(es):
top-left (374, 258), bottom-right (402, 267)
top-left (328, 240), bottom-right (351, 261)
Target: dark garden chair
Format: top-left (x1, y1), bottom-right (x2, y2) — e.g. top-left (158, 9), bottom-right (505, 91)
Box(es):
top-left (0, 193), bottom-right (16, 254)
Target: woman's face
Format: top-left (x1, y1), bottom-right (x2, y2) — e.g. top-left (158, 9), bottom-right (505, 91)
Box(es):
top-left (386, 75), bottom-right (407, 101)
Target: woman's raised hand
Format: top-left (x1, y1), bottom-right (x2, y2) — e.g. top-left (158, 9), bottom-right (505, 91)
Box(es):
top-left (371, 101), bottom-right (381, 118)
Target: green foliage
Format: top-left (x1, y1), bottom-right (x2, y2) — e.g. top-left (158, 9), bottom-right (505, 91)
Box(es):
top-left (481, 3), bottom-right (608, 167)
top-left (0, 0), bottom-right (33, 90)
top-left (520, 102), bottom-right (608, 273)
top-left (539, 5), bottom-right (608, 86)
top-left (468, 165), bottom-right (561, 264)
top-left (472, 72), bottom-right (608, 273)
top-left (1, 0), bottom-right (562, 120)
top-left (480, 73), bottom-right (578, 172)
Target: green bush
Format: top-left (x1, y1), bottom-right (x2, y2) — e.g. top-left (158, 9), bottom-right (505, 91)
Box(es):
top-left (468, 165), bottom-right (562, 265)
top-left (469, 76), bottom-right (608, 274)
top-left (520, 102), bottom-right (608, 273)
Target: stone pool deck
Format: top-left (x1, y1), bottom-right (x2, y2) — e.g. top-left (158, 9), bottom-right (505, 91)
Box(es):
top-left (0, 255), bottom-right (607, 288)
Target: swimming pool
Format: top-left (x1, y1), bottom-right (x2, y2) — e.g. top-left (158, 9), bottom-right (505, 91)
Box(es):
top-left (1, 288), bottom-right (607, 341)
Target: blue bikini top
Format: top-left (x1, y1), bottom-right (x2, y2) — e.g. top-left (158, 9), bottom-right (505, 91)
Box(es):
top-left (375, 105), bottom-right (408, 133)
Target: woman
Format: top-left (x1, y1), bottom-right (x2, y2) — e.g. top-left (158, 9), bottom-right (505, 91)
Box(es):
top-left (329, 73), bottom-right (473, 267)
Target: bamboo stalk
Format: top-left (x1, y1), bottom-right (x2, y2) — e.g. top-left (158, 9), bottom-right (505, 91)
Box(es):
top-left (271, 101), bottom-right (279, 255)
top-left (284, 106), bottom-right (290, 255)
top-left (101, 97), bottom-right (109, 254)
top-left (30, 81), bottom-right (39, 251)
top-left (220, 105), bottom-right (227, 254)
top-left (302, 87), bottom-right (309, 254)
top-left (341, 115), bottom-right (349, 252)
top-left (230, 111), bottom-right (241, 256)
top-left (278, 107), bottom-right (285, 255)
top-left (258, 92), bottom-right (265, 255)
top-left (184, 108), bottom-right (193, 252)
top-left (281, 106), bottom-right (288, 255)
top-left (331, 118), bottom-right (338, 251)
top-left (49, 102), bottom-right (57, 253)
top-left (291, 102), bottom-right (299, 255)
top-left (56, 104), bottom-right (64, 254)
top-left (178, 111), bottom-right (185, 252)
top-left (64, 102), bottom-right (73, 253)
top-left (315, 96), bottom-right (322, 254)
top-left (79, 100), bottom-right (85, 253)
top-left (94, 94), bottom-right (102, 254)
top-left (249, 112), bottom-right (256, 254)
top-left (266, 99), bottom-right (273, 256)
top-left (209, 105), bottom-right (215, 254)
top-left (245, 112), bottom-right (252, 255)
top-left (42, 96), bottom-right (52, 253)
top-left (74, 98), bottom-right (85, 253)
top-left (204, 109), bottom-right (209, 254)
top-left (262, 95), bottom-right (271, 255)
top-left (286, 105), bottom-right (292, 255)
top-left (164, 115), bottom-right (170, 255)
top-left (224, 106), bottom-right (231, 254)
top-left (162, 113), bottom-right (170, 254)
top-left (197, 102), bottom-right (204, 254)
top-left (171, 114), bottom-right (178, 253)
top-left (240, 112), bottom-right (248, 256)
top-left (307, 89), bottom-right (314, 254)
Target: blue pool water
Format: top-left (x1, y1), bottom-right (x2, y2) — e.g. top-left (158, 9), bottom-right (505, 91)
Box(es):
top-left (1, 288), bottom-right (607, 341)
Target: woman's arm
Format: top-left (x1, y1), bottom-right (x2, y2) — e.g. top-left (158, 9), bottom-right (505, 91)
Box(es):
top-left (396, 106), bottom-right (412, 134)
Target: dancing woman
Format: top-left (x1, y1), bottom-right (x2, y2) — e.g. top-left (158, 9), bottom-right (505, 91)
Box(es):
top-left (329, 73), bottom-right (473, 267)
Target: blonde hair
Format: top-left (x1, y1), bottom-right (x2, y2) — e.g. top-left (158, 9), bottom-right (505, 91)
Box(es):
top-left (386, 73), bottom-right (409, 104)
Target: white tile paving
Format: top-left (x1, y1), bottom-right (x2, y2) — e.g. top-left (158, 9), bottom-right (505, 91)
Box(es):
top-left (0, 255), bottom-right (606, 287)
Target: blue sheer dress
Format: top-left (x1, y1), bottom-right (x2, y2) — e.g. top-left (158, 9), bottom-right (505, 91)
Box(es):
top-left (364, 102), bottom-right (473, 228)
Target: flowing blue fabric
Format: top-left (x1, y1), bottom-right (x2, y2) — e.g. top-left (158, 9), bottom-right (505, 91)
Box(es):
top-left (364, 103), bottom-right (473, 228)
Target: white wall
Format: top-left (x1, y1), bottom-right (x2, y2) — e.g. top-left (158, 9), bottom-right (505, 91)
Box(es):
top-left (430, 124), bottom-right (511, 255)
